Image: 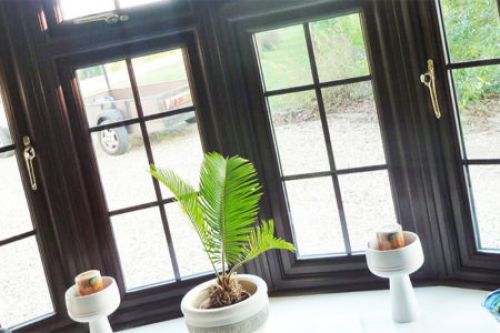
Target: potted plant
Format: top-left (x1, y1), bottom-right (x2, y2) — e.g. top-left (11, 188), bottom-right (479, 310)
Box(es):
top-left (150, 152), bottom-right (295, 332)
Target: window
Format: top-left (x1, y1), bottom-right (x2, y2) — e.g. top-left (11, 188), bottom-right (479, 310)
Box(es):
top-left (59, 0), bottom-right (167, 20)
top-left (0, 90), bottom-right (53, 328)
top-left (253, 13), bottom-right (398, 257)
top-left (75, 48), bottom-right (212, 291)
top-left (437, 0), bottom-right (500, 251)
top-left (3, 0), bottom-right (498, 330)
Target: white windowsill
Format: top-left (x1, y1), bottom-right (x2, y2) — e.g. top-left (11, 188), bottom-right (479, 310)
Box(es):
top-left (120, 286), bottom-right (499, 333)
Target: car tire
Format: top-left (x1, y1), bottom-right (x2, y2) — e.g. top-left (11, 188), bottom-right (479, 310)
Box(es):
top-left (98, 120), bottom-right (129, 156)
top-left (0, 127), bottom-right (14, 158)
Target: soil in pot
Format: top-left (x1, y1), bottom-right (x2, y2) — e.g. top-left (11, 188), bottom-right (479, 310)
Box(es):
top-left (199, 278), bottom-right (257, 309)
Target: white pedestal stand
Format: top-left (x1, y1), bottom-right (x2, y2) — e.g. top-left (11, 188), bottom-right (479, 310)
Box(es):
top-left (65, 276), bottom-right (121, 333)
top-left (366, 231), bottom-right (424, 323)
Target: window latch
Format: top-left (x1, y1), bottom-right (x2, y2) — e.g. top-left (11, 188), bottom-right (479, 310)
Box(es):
top-left (420, 59), bottom-right (442, 119)
top-left (23, 136), bottom-right (38, 191)
top-left (73, 12), bottom-right (129, 25)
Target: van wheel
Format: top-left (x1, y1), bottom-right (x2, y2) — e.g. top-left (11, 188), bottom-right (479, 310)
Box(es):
top-left (0, 127), bottom-right (14, 158)
top-left (98, 121), bottom-right (129, 156)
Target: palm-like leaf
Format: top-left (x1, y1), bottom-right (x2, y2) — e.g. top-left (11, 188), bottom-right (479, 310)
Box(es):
top-left (151, 153), bottom-right (295, 283)
top-left (199, 153), bottom-right (262, 271)
top-left (149, 165), bottom-right (219, 272)
top-left (230, 220), bottom-right (296, 274)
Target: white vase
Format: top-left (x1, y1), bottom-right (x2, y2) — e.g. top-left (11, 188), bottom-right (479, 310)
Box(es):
top-left (65, 276), bottom-right (121, 333)
top-left (366, 231), bottom-right (424, 323)
top-left (181, 274), bottom-right (269, 333)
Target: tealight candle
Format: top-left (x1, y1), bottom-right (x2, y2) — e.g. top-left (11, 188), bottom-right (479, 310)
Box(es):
top-left (75, 270), bottom-right (104, 296)
top-left (376, 224), bottom-right (405, 251)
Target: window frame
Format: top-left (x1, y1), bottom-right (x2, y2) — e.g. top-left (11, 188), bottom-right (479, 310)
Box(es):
top-left (427, 0), bottom-right (500, 272)
top-left (436, 0), bottom-right (500, 253)
top-left (3, 0), bottom-right (499, 331)
top-left (219, 0), bottom-right (444, 291)
top-left (40, 0), bottom-right (193, 39)
top-left (55, 30), bottom-right (221, 328)
top-left (0, 38), bottom-right (68, 332)
top-left (252, 16), bottom-right (396, 258)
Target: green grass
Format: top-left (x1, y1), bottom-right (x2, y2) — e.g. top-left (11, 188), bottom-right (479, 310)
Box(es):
top-left (256, 25), bottom-right (312, 91)
top-left (133, 63), bottom-right (187, 86)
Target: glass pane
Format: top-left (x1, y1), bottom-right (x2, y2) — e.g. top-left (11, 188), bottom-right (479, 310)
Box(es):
top-left (92, 124), bottom-right (156, 211)
top-left (77, 61), bottom-right (138, 128)
top-left (0, 158), bottom-right (34, 240)
top-left (119, 0), bottom-right (165, 9)
top-left (454, 65), bottom-right (500, 159)
top-left (0, 237), bottom-right (53, 328)
top-left (59, 0), bottom-right (115, 20)
top-left (440, 0), bottom-right (500, 63)
top-left (132, 49), bottom-right (193, 117)
top-left (323, 81), bottom-right (386, 169)
top-left (165, 204), bottom-right (213, 277)
top-left (339, 170), bottom-right (397, 252)
top-left (469, 165), bottom-right (500, 250)
top-left (268, 91), bottom-right (330, 175)
top-left (310, 13), bottom-right (369, 82)
top-left (285, 177), bottom-right (345, 257)
top-left (255, 25), bottom-right (313, 91)
top-left (147, 112), bottom-right (203, 199)
top-left (0, 93), bottom-right (13, 149)
top-left (111, 208), bottom-right (174, 290)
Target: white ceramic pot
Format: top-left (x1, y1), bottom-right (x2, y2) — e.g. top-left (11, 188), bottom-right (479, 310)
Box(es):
top-left (65, 276), bottom-right (121, 333)
top-left (181, 274), bottom-right (269, 333)
top-left (366, 231), bottom-right (424, 323)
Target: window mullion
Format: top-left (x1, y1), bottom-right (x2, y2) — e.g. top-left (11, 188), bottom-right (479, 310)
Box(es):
top-left (125, 59), bottom-right (182, 281)
top-left (303, 23), bottom-right (352, 254)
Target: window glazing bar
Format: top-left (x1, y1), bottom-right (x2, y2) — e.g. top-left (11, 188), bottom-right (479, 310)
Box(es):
top-left (303, 23), bottom-right (352, 254)
top-left (0, 230), bottom-right (36, 247)
top-left (126, 59), bottom-right (181, 281)
top-left (263, 75), bottom-right (371, 97)
top-left (446, 58), bottom-right (500, 70)
top-left (89, 106), bottom-right (196, 132)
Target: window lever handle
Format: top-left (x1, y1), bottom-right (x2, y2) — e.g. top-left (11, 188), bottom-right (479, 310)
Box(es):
top-left (73, 12), bottom-right (129, 25)
top-left (420, 59), bottom-right (442, 119)
top-left (23, 136), bottom-right (38, 191)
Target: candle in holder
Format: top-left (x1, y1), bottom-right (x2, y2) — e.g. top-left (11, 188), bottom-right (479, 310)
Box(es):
top-left (376, 224), bottom-right (405, 250)
top-left (75, 270), bottom-right (104, 296)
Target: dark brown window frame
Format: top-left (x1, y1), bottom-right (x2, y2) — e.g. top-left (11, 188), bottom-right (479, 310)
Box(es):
top-left (436, 0), bottom-right (500, 252)
top-left (0, 36), bottom-right (67, 332)
top-left (1, 0), bottom-right (499, 331)
top-left (253, 18), bottom-right (395, 258)
top-left (55, 30), bottom-right (222, 330)
top-left (218, 0), bottom-right (442, 292)
top-left (40, 0), bottom-right (193, 39)
top-left (425, 0), bottom-right (500, 275)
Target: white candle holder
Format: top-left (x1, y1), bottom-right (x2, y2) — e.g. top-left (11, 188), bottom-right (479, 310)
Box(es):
top-left (65, 276), bottom-right (120, 333)
top-left (366, 231), bottom-right (424, 323)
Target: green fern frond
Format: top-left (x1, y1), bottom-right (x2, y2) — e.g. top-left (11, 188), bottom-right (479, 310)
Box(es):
top-left (199, 153), bottom-right (262, 271)
top-left (230, 220), bottom-right (296, 274)
top-left (149, 165), bottom-right (219, 272)
top-left (150, 153), bottom-right (295, 280)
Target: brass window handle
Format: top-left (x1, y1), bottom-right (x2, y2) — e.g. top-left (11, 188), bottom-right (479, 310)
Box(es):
top-left (73, 12), bottom-right (129, 25)
top-left (420, 59), bottom-right (442, 119)
top-left (23, 136), bottom-right (38, 191)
